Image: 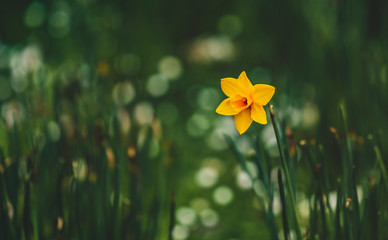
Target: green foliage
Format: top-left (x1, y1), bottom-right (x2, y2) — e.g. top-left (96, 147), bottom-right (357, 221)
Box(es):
top-left (228, 105), bottom-right (388, 239)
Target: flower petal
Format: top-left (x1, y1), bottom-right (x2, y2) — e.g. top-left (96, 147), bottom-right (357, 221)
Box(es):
top-left (237, 71), bottom-right (254, 94)
top-left (251, 103), bottom-right (267, 124)
top-left (216, 98), bottom-right (240, 115)
top-left (234, 108), bottom-right (253, 134)
top-left (252, 84), bottom-right (275, 105)
top-left (221, 78), bottom-right (241, 97)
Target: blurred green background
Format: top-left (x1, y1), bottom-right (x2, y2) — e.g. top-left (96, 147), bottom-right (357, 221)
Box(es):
top-left (1, 0), bottom-right (388, 239)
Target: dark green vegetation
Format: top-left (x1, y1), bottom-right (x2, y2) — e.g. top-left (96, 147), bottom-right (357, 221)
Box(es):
top-left (1, 0), bottom-right (388, 239)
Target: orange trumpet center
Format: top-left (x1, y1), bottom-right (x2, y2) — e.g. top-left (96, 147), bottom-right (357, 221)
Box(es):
top-left (242, 97), bottom-right (247, 105)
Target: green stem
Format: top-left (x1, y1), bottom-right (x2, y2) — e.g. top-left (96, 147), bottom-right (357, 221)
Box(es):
top-left (278, 169), bottom-right (290, 240)
top-left (269, 105), bottom-right (302, 240)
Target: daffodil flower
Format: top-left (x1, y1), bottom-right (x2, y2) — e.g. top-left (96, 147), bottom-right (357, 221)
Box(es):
top-left (215, 71), bottom-right (275, 134)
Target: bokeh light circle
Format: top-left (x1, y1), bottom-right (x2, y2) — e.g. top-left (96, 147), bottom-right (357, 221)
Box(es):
top-left (199, 208), bottom-right (219, 227)
top-left (158, 55), bottom-right (183, 81)
top-left (112, 81), bottom-right (136, 106)
top-left (195, 167), bottom-right (218, 188)
top-left (213, 186), bottom-right (234, 206)
top-left (146, 74), bottom-right (169, 97)
top-left (134, 102), bottom-right (154, 125)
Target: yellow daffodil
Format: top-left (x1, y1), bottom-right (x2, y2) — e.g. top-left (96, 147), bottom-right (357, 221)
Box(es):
top-left (215, 71), bottom-right (275, 134)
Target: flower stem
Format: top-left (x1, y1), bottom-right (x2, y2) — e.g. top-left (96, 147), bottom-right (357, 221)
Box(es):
top-left (268, 105), bottom-right (302, 240)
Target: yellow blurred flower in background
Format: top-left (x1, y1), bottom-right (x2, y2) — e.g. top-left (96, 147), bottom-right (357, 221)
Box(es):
top-left (216, 71), bottom-right (275, 134)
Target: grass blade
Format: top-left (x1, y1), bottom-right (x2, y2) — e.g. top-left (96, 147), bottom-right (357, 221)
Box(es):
top-left (374, 146), bottom-right (388, 192)
top-left (269, 105), bottom-right (302, 240)
top-left (168, 191), bottom-right (175, 240)
top-left (278, 169), bottom-right (290, 240)
top-left (225, 135), bottom-right (279, 240)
